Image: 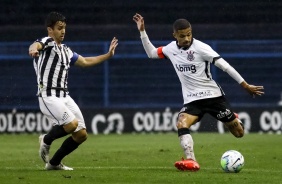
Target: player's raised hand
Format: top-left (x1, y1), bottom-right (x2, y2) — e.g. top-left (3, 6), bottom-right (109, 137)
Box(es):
top-left (241, 82), bottom-right (264, 98)
top-left (108, 37), bottom-right (118, 57)
top-left (133, 13), bottom-right (145, 31)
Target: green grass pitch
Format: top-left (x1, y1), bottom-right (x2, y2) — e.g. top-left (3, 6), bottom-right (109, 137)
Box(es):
top-left (0, 133), bottom-right (281, 184)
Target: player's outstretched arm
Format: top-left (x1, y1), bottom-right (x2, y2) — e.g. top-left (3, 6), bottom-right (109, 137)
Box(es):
top-left (75, 37), bottom-right (118, 67)
top-left (214, 58), bottom-right (264, 98)
top-left (133, 13), bottom-right (160, 59)
top-left (240, 81), bottom-right (264, 98)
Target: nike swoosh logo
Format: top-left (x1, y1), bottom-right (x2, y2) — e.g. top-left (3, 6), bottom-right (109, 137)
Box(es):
top-left (231, 158), bottom-right (241, 166)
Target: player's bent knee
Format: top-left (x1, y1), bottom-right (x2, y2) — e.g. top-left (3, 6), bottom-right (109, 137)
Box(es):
top-left (234, 133), bottom-right (244, 138)
top-left (236, 129), bottom-right (244, 138)
top-left (176, 117), bottom-right (191, 129)
top-left (177, 121), bottom-right (187, 129)
top-left (72, 129), bottom-right (88, 143)
top-left (225, 119), bottom-right (244, 138)
top-left (80, 131), bottom-right (88, 142)
top-left (232, 125), bottom-right (244, 138)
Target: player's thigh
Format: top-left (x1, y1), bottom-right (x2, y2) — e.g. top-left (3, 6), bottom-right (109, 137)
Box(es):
top-left (177, 113), bottom-right (199, 129)
top-left (65, 95), bottom-right (86, 132)
top-left (177, 103), bottom-right (202, 129)
top-left (38, 96), bottom-right (75, 126)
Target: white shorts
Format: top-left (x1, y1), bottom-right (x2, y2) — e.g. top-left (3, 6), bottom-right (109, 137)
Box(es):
top-left (38, 95), bottom-right (86, 132)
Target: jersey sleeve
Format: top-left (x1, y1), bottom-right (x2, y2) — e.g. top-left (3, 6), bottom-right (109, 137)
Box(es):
top-left (69, 50), bottom-right (79, 65)
top-left (197, 41), bottom-right (220, 63)
top-left (36, 37), bottom-right (54, 49)
top-left (159, 42), bottom-right (175, 59)
top-left (157, 46), bottom-right (170, 59)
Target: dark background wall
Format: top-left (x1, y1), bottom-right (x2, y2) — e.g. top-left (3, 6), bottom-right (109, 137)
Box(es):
top-left (1, 0), bottom-right (282, 41)
top-left (0, 0), bottom-right (281, 110)
top-left (3, 0), bottom-right (282, 26)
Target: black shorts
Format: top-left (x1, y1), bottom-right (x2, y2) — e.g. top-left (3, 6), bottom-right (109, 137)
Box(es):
top-left (179, 96), bottom-right (236, 123)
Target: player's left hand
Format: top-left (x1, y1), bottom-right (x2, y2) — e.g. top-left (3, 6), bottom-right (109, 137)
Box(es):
top-left (243, 83), bottom-right (264, 98)
top-left (108, 37), bottom-right (118, 57)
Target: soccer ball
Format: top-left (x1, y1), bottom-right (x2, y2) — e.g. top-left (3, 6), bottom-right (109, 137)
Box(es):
top-left (220, 150), bottom-right (244, 173)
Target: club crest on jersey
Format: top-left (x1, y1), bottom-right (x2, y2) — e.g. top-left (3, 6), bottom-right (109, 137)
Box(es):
top-left (187, 50), bottom-right (195, 61)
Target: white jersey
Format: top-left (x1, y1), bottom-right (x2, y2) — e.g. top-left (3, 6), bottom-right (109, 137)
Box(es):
top-left (159, 38), bottom-right (224, 104)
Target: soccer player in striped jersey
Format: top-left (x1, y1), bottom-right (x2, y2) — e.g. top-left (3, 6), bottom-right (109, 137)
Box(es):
top-left (29, 12), bottom-right (118, 170)
top-left (133, 13), bottom-right (264, 171)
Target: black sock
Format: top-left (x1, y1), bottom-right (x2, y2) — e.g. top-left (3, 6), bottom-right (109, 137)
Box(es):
top-left (49, 136), bottom-right (80, 166)
top-left (178, 128), bottom-right (190, 137)
top-left (44, 125), bottom-right (68, 145)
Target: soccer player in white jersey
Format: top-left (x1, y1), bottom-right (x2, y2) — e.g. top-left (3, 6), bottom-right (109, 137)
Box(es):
top-left (28, 12), bottom-right (118, 170)
top-left (133, 13), bottom-right (264, 171)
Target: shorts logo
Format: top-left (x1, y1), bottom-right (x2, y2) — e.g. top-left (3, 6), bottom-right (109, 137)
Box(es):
top-left (217, 109), bottom-right (232, 119)
top-left (187, 50), bottom-right (195, 61)
top-left (62, 112), bottom-right (70, 121)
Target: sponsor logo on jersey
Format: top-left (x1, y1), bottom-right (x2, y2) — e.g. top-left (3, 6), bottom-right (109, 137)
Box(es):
top-left (187, 91), bottom-right (213, 98)
top-left (175, 64), bottom-right (196, 73)
top-left (187, 50), bottom-right (195, 61)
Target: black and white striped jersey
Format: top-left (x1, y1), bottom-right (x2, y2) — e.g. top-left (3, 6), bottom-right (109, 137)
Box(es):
top-left (33, 37), bottom-right (79, 97)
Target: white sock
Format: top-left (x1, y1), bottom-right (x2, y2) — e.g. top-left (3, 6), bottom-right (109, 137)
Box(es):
top-left (179, 134), bottom-right (196, 161)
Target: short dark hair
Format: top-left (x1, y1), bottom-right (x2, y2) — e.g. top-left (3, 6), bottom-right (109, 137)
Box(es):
top-left (45, 12), bottom-right (66, 28)
top-left (173, 19), bottom-right (191, 31)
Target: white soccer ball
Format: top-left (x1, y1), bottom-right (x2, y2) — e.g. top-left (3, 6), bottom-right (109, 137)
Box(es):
top-left (220, 150), bottom-right (244, 173)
